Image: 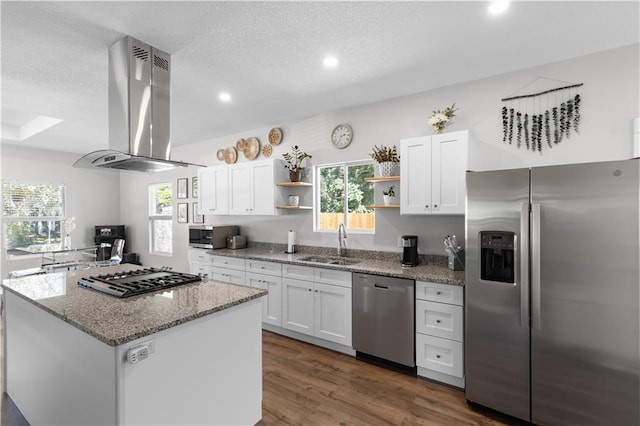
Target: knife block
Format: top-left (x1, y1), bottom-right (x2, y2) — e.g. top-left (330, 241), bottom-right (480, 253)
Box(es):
top-left (448, 250), bottom-right (465, 271)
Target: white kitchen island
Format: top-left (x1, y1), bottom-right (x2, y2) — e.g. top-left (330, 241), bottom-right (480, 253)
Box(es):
top-left (2, 264), bottom-right (266, 426)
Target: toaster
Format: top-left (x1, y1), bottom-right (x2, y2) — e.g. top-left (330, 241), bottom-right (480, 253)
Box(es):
top-left (227, 235), bottom-right (247, 250)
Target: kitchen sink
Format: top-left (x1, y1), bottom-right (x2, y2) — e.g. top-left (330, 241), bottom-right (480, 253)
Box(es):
top-left (297, 256), bottom-right (360, 266)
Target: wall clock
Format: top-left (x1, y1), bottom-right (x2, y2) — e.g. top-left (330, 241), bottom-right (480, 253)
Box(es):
top-left (331, 123), bottom-right (353, 149)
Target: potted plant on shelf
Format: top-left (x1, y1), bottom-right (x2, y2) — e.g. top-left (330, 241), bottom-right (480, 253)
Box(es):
top-left (370, 145), bottom-right (400, 177)
top-left (382, 186), bottom-right (398, 205)
top-left (283, 145), bottom-right (312, 182)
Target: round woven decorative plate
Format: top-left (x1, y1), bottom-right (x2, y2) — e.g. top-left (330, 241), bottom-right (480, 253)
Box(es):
top-left (244, 137), bottom-right (260, 160)
top-left (236, 138), bottom-right (246, 151)
top-left (262, 144), bottom-right (273, 158)
top-left (224, 146), bottom-right (237, 164)
top-left (268, 127), bottom-right (283, 145)
top-left (216, 149), bottom-right (225, 161)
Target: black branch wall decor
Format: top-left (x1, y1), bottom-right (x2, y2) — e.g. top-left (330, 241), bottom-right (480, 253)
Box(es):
top-left (500, 79), bottom-right (583, 154)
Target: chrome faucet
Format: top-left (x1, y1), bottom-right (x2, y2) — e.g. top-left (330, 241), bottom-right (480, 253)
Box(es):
top-left (338, 223), bottom-right (348, 256)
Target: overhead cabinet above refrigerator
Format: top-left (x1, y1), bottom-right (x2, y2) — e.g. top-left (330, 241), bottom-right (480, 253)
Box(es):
top-left (465, 159), bottom-right (640, 425)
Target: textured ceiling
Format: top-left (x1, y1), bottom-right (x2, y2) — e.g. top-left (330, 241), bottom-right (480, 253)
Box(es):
top-left (1, 1), bottom-right (638, 154)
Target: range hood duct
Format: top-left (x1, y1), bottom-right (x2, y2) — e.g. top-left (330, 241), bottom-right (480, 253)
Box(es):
top-left (74, 36), bottom-right (203, 173)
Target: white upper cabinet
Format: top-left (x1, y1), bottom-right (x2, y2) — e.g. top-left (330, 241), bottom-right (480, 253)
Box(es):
top-left (400, 130), bottom-right (468, 215)
top-left (229, 160), bottom-right (278, 216)
top-left (197, 166), bottom-right (229, 215)
top-left (200, 159), bottom-right (281, 216)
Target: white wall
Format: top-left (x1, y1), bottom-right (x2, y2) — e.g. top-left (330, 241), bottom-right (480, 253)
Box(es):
top-left (1, 145), bottom-right (121, 277)
top-left (119, 44), bottom-right (638, 271)
top-left (8, 45), bottom-right (635, 273)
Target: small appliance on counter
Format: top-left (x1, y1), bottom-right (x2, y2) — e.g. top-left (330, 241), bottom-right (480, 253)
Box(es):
top-left (401, 235), bottom-right (419, 267)
top-left (227, 235), bottom-right (247, 250)
top-left (189, 225), bottom-right (238, 249)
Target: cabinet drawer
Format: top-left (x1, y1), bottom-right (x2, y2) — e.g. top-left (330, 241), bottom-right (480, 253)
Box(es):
top-left (314, 268), bottom-right (351, 288)
top-left (188, 249), bottom-right (211, 263)
top-left (416, 281), bottom-right (463, 306)
top-left (416, 334), bottom-right (463, 378)
top-left (210, 266), bottom-right (246, 285)
top-left (246, 259), bottom-right (282, 277)
top-left (189, 262), bottom-right (208, 276)
top-left (416, 300), bottom-right (463, 341)
top-left (211, 255), bottom-right (246, 271)
top-left (282, 264), bottom-right (314, 281)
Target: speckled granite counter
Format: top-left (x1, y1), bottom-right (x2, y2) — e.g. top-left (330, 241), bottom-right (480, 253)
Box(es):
top-left (206, 245), bottom-right (466, 286)
top-left (2, 264), bottom-right (266, 346)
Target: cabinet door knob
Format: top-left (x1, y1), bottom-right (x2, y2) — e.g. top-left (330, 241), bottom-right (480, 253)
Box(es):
top-left (436, 320), bottom-right (441, 324)
top-left (425, 205), bottom-right (429, 209)
top-left (308, 288), bottom-right (312, 292)
top-left (436, 354), bottom-right (441, 359)
top-left (434, 204), bottom-right (438, 208)
top-left (436, 291), bottom-right (442, 295)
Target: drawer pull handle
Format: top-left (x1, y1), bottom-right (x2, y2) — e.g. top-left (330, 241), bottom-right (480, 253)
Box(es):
top-left (436, 320), bottom-right (441, 324)
top-left (436, 291), bottom-right (442, 295)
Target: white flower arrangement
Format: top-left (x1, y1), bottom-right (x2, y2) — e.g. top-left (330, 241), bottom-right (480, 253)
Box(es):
top-left (428, 103), bottom-right (458, 133)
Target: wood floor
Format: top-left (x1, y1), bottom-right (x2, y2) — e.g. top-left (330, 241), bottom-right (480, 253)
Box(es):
top-left (1, 331), bottom-right (518, 425)
top-left (259, 331), bottom-right (515, 426)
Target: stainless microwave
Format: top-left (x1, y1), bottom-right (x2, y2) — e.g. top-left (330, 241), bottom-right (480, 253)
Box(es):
top-left (189, 225), bottom-right (238, 249)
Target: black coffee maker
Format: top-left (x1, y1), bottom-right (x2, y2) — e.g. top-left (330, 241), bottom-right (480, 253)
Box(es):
top-left (401, 235), bottom-right (419, 267)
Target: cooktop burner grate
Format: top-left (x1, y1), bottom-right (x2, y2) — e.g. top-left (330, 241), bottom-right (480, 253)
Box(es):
top-left (78, 267), bottom-right (203, 298)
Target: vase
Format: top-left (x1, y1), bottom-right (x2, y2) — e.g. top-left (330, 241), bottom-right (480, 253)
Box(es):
top-left (64, 234), bottom-right (71, 249)
top-left (378, 162), bottom-right (399, 177)
top-left (289, 171), bottom-right (301, 182)
top-left (288, 195), bottom-right (300, 207)
top-left (383, 195), bottom-right (397, 205)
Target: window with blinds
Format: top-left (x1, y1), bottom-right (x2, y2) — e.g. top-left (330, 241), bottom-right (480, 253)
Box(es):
top-left (2, 181), bottom-right (66, 253)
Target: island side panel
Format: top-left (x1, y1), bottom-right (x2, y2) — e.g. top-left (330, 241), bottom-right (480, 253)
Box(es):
top-left (117, 298), bottom-right (263, 426)
top-left (4, 291), bottom-right (117, 425)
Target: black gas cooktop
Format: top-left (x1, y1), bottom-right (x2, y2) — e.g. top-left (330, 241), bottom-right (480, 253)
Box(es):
top-left (78, 268), bottom-right (203, 298)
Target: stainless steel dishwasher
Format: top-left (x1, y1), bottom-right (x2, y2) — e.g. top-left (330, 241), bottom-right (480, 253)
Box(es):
top-left (352, 273), bottom-right (415, 368)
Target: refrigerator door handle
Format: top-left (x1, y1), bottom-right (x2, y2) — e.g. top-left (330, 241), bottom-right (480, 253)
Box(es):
top-left (531, 202), bottom-right (541, 330)
top-left (520, 202), bottom-right (530, 328)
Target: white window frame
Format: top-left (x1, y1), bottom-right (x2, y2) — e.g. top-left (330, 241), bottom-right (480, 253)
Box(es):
top-left (2, 180), bottom-right (66, 257)
top-left (148, 182), bottom-right (173, 256)
top-left (313, 159), bottom-right (375, 234)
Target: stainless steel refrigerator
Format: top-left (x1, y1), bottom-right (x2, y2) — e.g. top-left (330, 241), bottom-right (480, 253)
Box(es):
top-left (465, 159), bottom-right (639, 425)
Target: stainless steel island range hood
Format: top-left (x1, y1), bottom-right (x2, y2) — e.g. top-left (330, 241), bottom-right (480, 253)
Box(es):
top-left (74, 36), bottom-right (202, 173)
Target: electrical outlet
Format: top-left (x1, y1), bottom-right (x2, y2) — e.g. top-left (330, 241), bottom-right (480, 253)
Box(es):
top-left (127, 339), bottom-right (155, 364)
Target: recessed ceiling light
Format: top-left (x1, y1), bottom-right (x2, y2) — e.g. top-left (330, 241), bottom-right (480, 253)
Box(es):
top-left (218, 92), bottom-right (232, 102)
top-left (488, 0), bottom-right (510, 15)
top-left (323, 56), bottom-right (338, 68)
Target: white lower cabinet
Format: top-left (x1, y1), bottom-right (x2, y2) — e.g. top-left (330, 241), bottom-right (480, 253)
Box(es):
top-left (415, 280), bottom-right (465, 388)
top-left (209, 255), bottom-right (246, 285)
top-left (188, 249), bottom-right (211, 275)
top-left (313, 282), bottom-right (352, 345)
top-left (281, 265), bottom-right (352, 347)
top-left (245, 260), bottom-right (283, 327)
top-left (282, 277), bottom-right (314, 335)
top-left (209, 266), bottom-right (246, 285)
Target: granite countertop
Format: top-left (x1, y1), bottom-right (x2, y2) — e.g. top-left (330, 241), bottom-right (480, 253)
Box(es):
top-left (2, 264), bottom-right (266, 347)
top-left (206, 245), bottom-right (465, 286)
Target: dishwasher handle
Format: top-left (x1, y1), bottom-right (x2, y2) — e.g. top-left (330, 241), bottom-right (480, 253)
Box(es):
top-left (374, 284), bottom-right (388, 289)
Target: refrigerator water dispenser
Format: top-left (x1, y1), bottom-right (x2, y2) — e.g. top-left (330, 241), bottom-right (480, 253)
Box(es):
top-left (480, 231), bottom-right (515, 283)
